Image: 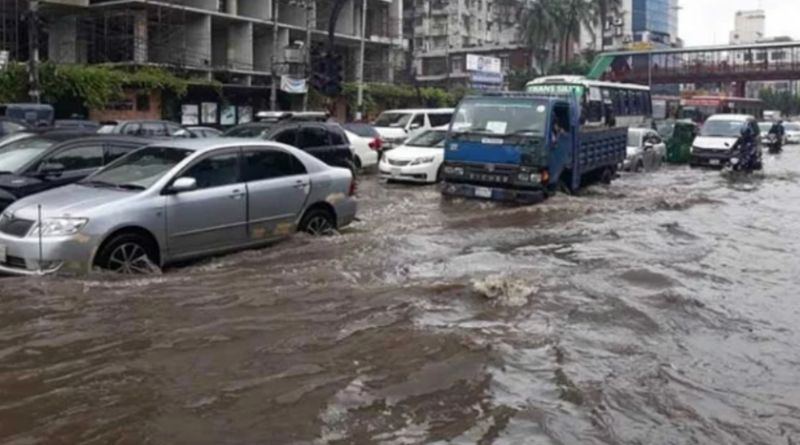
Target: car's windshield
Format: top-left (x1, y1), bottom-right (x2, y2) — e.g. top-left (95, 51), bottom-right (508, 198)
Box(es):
top-left (700, 120), bottom-right (744, 138)
top-left (406, 130), bottom-right (447, 148)
top-left (84, 146), bottom-right (192, 189)
top-left (374, 112), bottom-right (412, 128)
top-left (758, 123), bottom-right (772, 133)
top-left (223, 125), bottom-right (271, 138)
top-left (0, 137), bottom-right (56, 173)
top-left (627, 132), bottom-right (644, 147)
top-left (452, 97), bottom-right (548, 135)
top-left (343, 123), bottom-right (378, 138)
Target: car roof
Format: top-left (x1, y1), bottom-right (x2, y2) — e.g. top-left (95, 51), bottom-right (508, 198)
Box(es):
top-left (380, 108), bottom-right (455, 114)
top-left (707, 114), bottom-right (752, 122)
top-left (151, 137), bottom-right (302, 153)
top-left (21, 128), bottom-right (96, 140)
top-left (55, 135), bottom-right (153, 145)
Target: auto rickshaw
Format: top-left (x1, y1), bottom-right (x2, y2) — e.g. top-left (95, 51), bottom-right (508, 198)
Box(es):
top-left (658, 119), bottom-right (699, 164)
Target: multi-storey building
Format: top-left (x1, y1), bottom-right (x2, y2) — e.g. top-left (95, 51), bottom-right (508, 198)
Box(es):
top-left (2, 0), bottom-right (404, 121)
top-left (582, 0), bottom-right (680, 51)
top-left (403, 0), bottom-right (531, 88)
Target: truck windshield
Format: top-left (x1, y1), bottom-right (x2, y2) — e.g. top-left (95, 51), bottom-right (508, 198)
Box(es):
top-left (700, 120), bottom-right (743, 138)
top-left (452, 98), bottom-right (547, 136)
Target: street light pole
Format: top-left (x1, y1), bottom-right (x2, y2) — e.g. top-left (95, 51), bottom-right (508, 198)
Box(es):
top-left (27, 0), bottom-right (41, 104)
top-left (355, 0), bottom-right (367, 121)
top-left (271, 0), bottom-right (280, 111)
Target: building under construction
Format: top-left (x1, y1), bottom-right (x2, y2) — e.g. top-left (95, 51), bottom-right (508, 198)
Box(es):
top-left (1, 0), bottom-right (404, 121)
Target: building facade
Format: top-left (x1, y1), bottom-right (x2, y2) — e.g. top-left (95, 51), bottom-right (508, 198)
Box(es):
top-left (3, 0), bottom-right (405, 120)
top-left (583, 0), bottom-right (680, 51)
top-left (730, 9), bottom-right (765, 45)
top-left (404, 0), bottom-right (531, 88)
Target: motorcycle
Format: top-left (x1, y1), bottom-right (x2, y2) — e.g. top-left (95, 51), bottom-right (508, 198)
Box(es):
top-left (766, 134), bottom-right (783, 154)
top-left (728, 140), bottom-right (762, 172)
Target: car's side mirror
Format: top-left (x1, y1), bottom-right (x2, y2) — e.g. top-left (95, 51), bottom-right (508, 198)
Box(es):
top-left (39, 162), bottom-right (65, 177)
top-left (168, 177), bottom-right (197, 193)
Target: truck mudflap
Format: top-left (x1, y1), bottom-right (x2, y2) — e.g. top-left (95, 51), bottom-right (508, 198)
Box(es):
top-left (442, 182), bottom-right (546, 203)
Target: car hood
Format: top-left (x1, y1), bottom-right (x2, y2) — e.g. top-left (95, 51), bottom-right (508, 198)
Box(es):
top-left (693, 136), bottom-right (738, 150)
top-left (373, 127), bottom-right (407, 140)
top-left (5, 184), bottom-right (135, 220)
top-left (0, 173), bottom-right (43, 191)
top-left (385, 146), bottom-right (443, 161)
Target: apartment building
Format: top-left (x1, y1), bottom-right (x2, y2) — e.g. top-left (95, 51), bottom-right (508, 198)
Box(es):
top-left (403, 0), bottom-right (530, 88)
top-left (3, 0), bottom-right (404, 120)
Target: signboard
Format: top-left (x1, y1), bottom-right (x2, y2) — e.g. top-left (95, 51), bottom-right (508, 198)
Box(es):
top-left (238, 106), bottom-right (253, 124)
top-left (625, 41), bottom-right (655, 51)
top-left (220, 105), bottom-right (236, 125)
top-left (470, 71), bottom-right (503, 85)
top-left (201, 102), bottom-right (218, 124)
top-left (526, 84), bottom-right (586, 97)
top-left (281, 76), bottom-right (308, 94)
top-left (181, 104), bottom-right (199, 125)
top-left (466, 54), bottom-right (501, 75)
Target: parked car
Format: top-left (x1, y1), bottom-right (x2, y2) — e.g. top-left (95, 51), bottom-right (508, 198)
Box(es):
top-left (173, 126), bottom-right (223, 138)
top-left (378, 127), bottom-right (447, 183)
top-left (0, 118), bottom-right (29, 138)
top-left (97, 120), bottom-right (184, 137)
top-left (265, 122), bottom-right (356, 174)
top-left (372, 108), bottom-right (454, 147)
top-left (784, 122), bottom-right (800, 144)
top-left (0, 128), bottom-right (95, 154)
top-left (0, 103), bottom-right (54, 128)
top-left (341, 124), bottom-right (380, 170)
top-left (55, 119), bottom-right (101, 132)
top-left (0, 139), bottom-right (357, 275)
top-left (222, 122), bottom-right (276, 138)
top-left (0, 135), bottom-right (151, 212)
top-left (623, 128), bottom-right (667, 172)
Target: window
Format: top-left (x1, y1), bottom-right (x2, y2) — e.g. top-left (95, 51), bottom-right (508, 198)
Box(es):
top-left (183, 152), bottom-right (240, 189)
top-left (140, 122), bottom-right (169, 137)
top-left (105, 143), bottom-right (142, 164)
top-left (297, 126), bottom-right (329, 149)
top-left (329, 129), bottom-right (347, 146)
top-left (410, 114), bottom-right (425, 128)
top-left (121, 123), bottom-right (141, 135)
top-left (45, 144), bottom-right (104, 171)
top-left (273, 128), bottom-right (298, 146)
top-left (428, 113), bottom-right (452, 127)
top-left (242, 150), bottom-right (306, 182)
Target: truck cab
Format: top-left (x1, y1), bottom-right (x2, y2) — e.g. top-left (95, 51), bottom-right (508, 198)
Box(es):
top-left (441, 93), bottom-right (626, 203)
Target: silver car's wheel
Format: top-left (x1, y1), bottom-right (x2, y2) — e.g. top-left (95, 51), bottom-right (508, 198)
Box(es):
top-left (299, 208), bottom-right (336, 236)
top-left (107, 243), bottom-right (152, 274)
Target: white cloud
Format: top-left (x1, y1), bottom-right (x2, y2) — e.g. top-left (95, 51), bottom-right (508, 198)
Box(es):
top-left (679, 0), bottom-right (800, 46)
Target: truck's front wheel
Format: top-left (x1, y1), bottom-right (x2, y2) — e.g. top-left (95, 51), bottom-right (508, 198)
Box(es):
top-left (601, 167), bottom-right (615, 184)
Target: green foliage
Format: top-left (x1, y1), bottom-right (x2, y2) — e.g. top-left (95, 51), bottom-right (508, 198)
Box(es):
top-left (341, 82), bottom-right (464, 118)
top-left (2, 63), bottom-right (191, 109)
top-left (759, 89), bottom-right (800, 117)
top-left (506, 69), bottom-right (540, 91)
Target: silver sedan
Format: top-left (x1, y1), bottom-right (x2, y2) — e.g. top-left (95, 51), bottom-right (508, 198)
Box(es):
top-left (0, 139), bottom-right (357, 275)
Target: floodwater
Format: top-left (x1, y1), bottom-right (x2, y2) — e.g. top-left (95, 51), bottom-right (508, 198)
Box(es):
top-left (1, 150), bottom-right (800, 445)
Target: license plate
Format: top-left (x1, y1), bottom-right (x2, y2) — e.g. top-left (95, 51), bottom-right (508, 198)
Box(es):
top-left (391, 168), bottom-right (400, 177)
top-left (475, 187), bottom-right (492, 198)
top-left (709, 159), bottom-right (720, 165)
top-left (0, 245), bottom-right (6, 264)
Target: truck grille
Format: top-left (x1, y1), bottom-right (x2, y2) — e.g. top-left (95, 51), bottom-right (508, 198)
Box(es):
top-left (0, 215), bottom-right (34, 237)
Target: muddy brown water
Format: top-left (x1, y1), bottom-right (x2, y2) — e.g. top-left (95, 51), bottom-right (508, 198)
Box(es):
top-left (1, 151), bottom-right (800, 444)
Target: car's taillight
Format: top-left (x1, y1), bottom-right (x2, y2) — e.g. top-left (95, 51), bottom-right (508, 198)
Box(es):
top-left (368, 138), bottom-right (383, 151)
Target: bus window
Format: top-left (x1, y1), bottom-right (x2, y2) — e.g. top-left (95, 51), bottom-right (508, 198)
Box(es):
top-left (612, 89), bottom-right (623, 116)
top-left (643, 92), bottom-right (652, 115)
top-left (632, 92), bottom-right (641, 114)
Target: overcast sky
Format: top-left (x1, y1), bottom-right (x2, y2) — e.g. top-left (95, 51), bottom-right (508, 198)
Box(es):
top-left (679, 0), bottom-right (800, 46)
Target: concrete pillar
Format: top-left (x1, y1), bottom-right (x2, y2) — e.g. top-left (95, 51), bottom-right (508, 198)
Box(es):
top-left (133, 10), bottom-right (148, 64)
top-left (186, 15), bottom-right (212, 67)
top-left (229, 22), bottom-right (253, 70)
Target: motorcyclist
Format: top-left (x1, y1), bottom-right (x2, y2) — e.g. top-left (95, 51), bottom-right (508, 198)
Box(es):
top-left (768, 120), bottom-right (785, 152)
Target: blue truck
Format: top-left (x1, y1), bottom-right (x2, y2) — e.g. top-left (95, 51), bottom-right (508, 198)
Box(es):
top-left (441, 93), bottom-right (627, 203)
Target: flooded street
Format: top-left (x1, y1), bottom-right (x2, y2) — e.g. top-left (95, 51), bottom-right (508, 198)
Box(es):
top-left (2, 150), bottom-right (800, 444)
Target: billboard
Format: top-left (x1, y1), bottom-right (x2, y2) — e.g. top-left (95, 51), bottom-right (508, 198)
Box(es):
top-left (466, 54), bottom-right (501, 75)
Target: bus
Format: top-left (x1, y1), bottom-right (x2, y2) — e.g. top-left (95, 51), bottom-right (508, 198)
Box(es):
top-left (525, 75), bottom-right (652, 129)
top-left (679, 96), bottom-right (765, 124)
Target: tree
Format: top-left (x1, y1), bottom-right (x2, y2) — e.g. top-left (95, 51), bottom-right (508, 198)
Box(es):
top-left (759, 89), bottom-right (800, 116)
top-left (519, 0), bottom-right (559, 73)
top-left (589, 0), bottom-right (622, 51)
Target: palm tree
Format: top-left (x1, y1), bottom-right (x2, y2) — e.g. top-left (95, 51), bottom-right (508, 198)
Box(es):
top-left (589, 0), bottom-right (622, 51)
top-left (519, 0), bottom-right (559, 73)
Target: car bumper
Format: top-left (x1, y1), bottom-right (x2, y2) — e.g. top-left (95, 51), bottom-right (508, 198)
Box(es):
top-left (442, 182), bottom-right (545, 203)
top-left (690, 151), bottom-right (733, 167)
top-left (0, 232), bottom-right (96, 276)
top-left (332, 196), bottom-right (358, 229)
top-left (379, 162), bottom-right (437, 183)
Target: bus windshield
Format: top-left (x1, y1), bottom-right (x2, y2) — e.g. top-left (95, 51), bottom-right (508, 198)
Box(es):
top-left (452, 97), bottom-right (548, 136)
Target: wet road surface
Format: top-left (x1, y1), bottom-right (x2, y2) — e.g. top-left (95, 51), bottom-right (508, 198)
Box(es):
top-left (1, 149), bottom-right (800, 444)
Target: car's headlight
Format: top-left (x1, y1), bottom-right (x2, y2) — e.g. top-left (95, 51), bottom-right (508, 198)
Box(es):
top-left (29, 218), bottom-right (89, 237)
top-left (410, 156), bottom-right (435, 165)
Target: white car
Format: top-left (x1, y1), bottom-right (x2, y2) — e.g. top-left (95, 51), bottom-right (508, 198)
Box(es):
top-left (343, 129), bottom-right (379, 170)
top-left (372, 108), bottom-right (454, 147)
top-left (784, 122), bottom-right (800, 144)
top-left (623, 128), bottom-right (666, 172)
top-left (379, 127), bottom-right (447, 183)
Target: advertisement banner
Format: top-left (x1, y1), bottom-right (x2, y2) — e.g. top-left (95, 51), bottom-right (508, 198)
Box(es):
top-left (281, 76), bottom-right (308, 94)
top-left (181, 104), bottom-right (199, 125)
top-left (466, 54), bottom-right (502, 74)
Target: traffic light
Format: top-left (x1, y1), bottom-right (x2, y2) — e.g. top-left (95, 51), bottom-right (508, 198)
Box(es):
top-left (323, 52), bottom-right (344, 97)
top-left (309, 50), bottom-right (344, 97)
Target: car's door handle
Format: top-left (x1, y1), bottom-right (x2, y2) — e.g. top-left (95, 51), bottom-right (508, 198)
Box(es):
top-left (293, 180), bottom-right (308, 190)
top-left (230, 189), bottom-right (244, 200)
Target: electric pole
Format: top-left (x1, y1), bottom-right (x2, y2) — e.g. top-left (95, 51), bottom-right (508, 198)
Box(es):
top-left (27, 0), bottom-right (41, 103)
top-left (302, 0), bottom-right (313, 111)
top-left (270, 0), bottom-right (280, 111)
top-left (355, 0), bottom-right (367, 120)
